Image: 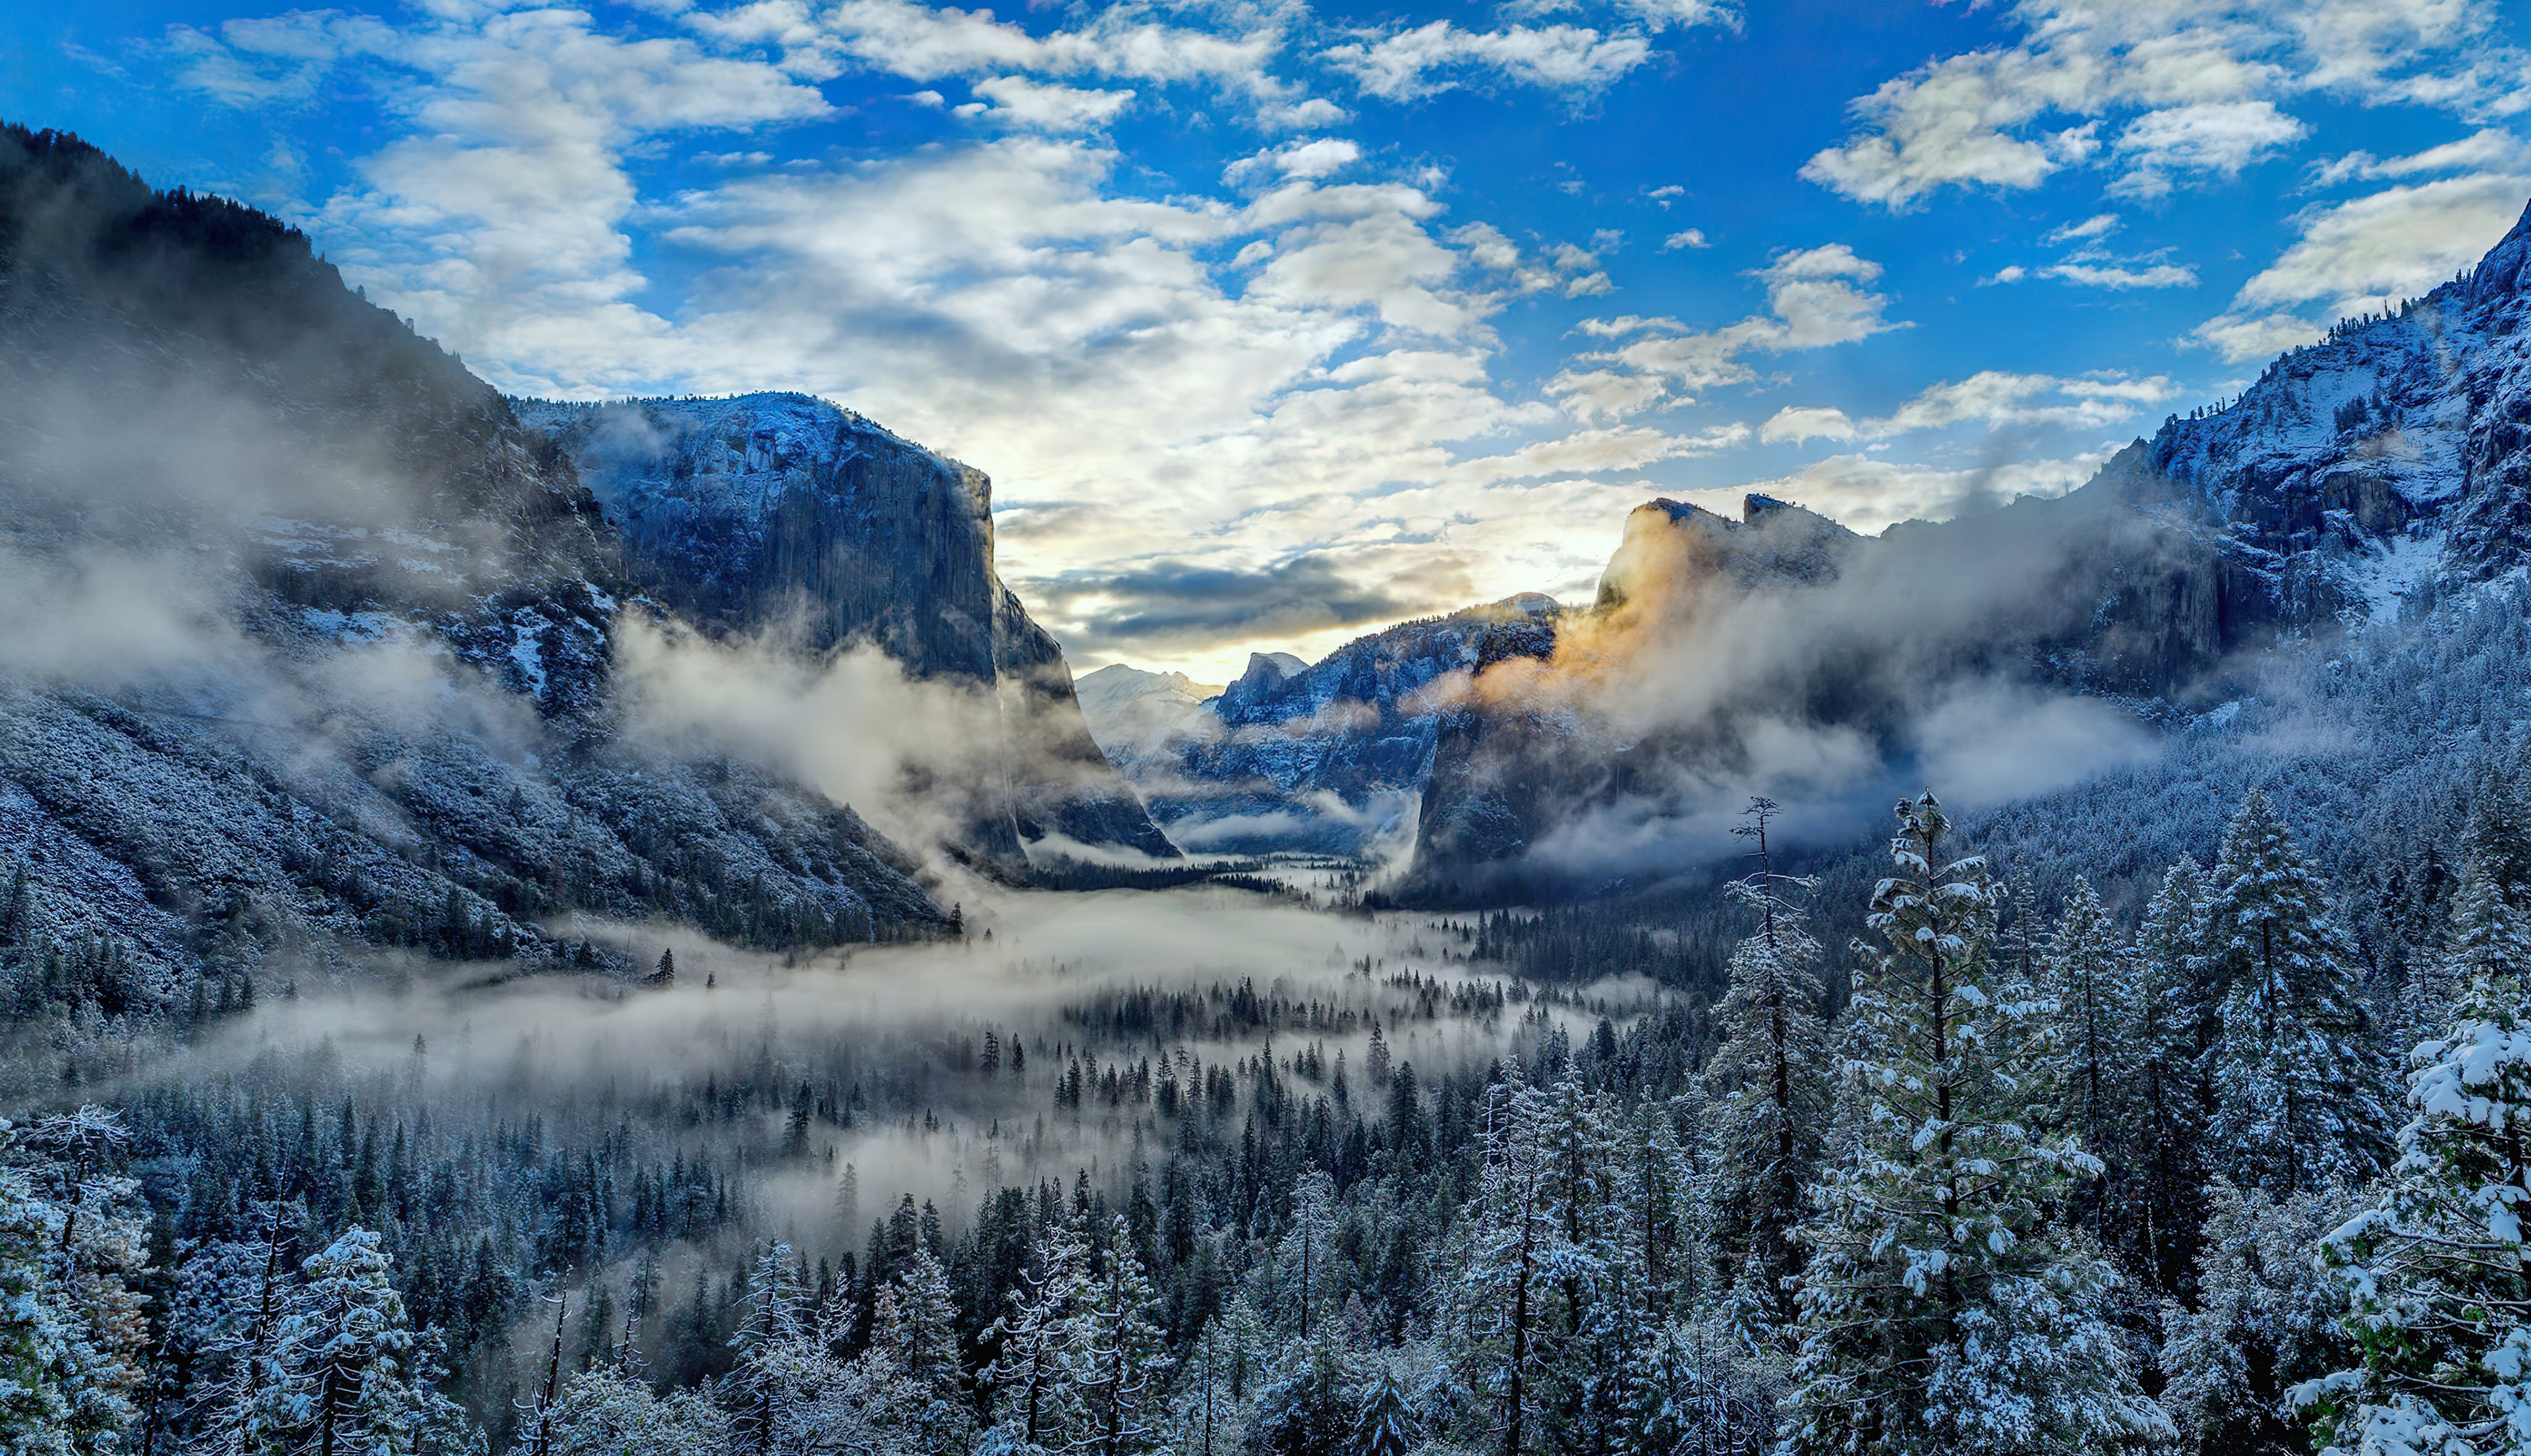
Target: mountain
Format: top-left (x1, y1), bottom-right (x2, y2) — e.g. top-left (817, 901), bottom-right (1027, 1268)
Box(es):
top-left (1119, 196), bottom-right (2531, 901)
top-left (1097, 595), bottom-right (1559, 856)
top-left (0, 124), bottom-right (1155, 1014)
top-left (513, 395), bottom-right (1178, 863)
top-left (1074, 664), bottom-right (1223, 773)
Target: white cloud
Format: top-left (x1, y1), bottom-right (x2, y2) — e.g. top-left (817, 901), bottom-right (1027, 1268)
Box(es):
top-left (2196, 169), bottom-right (2531, 359)
top-left (1451, 221), bottom-right (1618, 297)
top-left (1224, 138), bottom-right (1364, 187)
top-left (2109, 99), bottom-right (2307, 196)
top-left (2038, 261), bottom-right (2199, 288)
top-left (1660, 227), bottom-right (1710, 250)
top-left (1760, 406), bottom-right (1855, 445)
top-left (2044, 212), bottom-right (2122, 244)
top-left (693, 0), bottom-right (1323, 126)
top-left (1322, 21), bottom-right (1654, 101)
top-left (1548, 245), bottom-right (1902, 421)
top-left (1803, 0), bottom-right (2526, 209)
top-left (958, 75), bottom-right (1136, 131)
top-left (1723, 448), bottom-right (2118, 534)
top-left (1761, 372), bottom-right (2177, 448)
top-left (1457, 422), bottom-right (1751, 480)
top-left (2310, 127), bottom-right (2530, 185)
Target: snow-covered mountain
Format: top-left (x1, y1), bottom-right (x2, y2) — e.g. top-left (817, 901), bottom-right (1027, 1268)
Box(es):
top-left (0, 125), bottom-right (1161, 1009)
top-left (1122, 197), bottom-right (2531, 899)
top-left (1073, 664), bottom-right (1222, 773)
top-left (1091, 596), bottom-right (1560, 856)
top-left (514, 394), bottom-right (1178, 862)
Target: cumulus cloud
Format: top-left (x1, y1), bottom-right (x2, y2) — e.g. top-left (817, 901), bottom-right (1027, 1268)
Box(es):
top-left (1730, 448), bottom-right (2117, 535)
top-left (1761, 372), bottom-right (2174, 450)
top-left (1548, 245), bottom-right (1902, 420)
top-left (2109, 100), bottom-right (2308, 198)
top-left (1803, 0), bottom-right (2526, 209)
top-left (1322, 21), bottom-right (1654, 102)
top-left (2307, 127), bottom-right (2530, 185)
top-left (2038, 261), bottom-right (2199, 289)
top-left (2196, 169), bottom-right (2531, 360)
top-left (1759, 406), bottom-right (1855, 446)
top-left (954, 75), bottom-right (1136, 131)
top-left (1224, 138), bottom-right (1364, 186)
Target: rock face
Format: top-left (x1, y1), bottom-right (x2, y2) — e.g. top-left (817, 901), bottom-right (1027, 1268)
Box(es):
top-left (513, 396), bottom-right (1178, 863)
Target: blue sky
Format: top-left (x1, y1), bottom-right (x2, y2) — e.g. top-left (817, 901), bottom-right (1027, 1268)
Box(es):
top-left (7, 0), bottom-right (2531, 678)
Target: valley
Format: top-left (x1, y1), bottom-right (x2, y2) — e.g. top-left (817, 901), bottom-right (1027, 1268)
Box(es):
top-left (8, 113), bottom-right (2531, 1456)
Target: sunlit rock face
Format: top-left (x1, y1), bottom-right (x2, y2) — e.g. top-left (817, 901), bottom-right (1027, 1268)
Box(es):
top-left (515, 394), bottom-right (1178, 865)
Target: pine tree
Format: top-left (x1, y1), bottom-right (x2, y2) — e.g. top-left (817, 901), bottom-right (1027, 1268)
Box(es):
top-left (874, 1247), bottom-right (973, 1455)
top-left (2159, 1181), bottom-right (2354, 1455)
top-left (258, 1228), bottom-right (473, 1456)
top-left (1786, 793), bottom-right (2168, 1455)
top-left (2131, 860), bottom-right (2213, 1295)
top-left (1276, 1171), bottom-right (1340, 1343)
top-left (726, 1242), bottom-right (805, 1456)
top-left (1064, 1216), bottom-right (1169, 1456)
top-left (543, 1364), bottom-right (732, 1456)
top-left (1353, 1363), bottom-right (1417, 1456)
top-left (1440, 1065), bottom-right (1556, 1456)
top-left (2044, 878), bottom-right (2138, 1238)
top-left (2298, 846), bottom-right (2531, 1456)
top-left (2202, 791), bottom-right (2392, 1195)
top-left (981, 1219), bottom-right (1090, 1453)
top-left (0, 1109), bottom-right (150, 1456)
top-left (1701, 799), bottom-right (1832, 1330)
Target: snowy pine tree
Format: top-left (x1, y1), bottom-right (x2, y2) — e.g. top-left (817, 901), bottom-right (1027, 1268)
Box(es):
top-left (2297, 844), bottom-right (2531, 1456)
top-left (258, 1228), bottom-right (473, 1456)
top-left (1063, 1216), bottom-right (1169, 1456)
top-left (1786, 792), bottom-right (2167, 1455)
top-left (981, 1219), bottom-right (1091, 1454)
top-left (2203, 790), bottom-right (2393, 1195)
top-left (2160, 1181), bottom-right (2354, 1455)
top-left (2043, 878), bottom-right (2138, 1237)
top-left (2131, 859), bottom-right (2214, 1295)
top-left (1702, 798), bottom-right (1832, 1329)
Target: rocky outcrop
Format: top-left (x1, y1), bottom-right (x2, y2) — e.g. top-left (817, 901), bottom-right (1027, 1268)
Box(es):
top-left (513, 395), bottom-right (1178, 863)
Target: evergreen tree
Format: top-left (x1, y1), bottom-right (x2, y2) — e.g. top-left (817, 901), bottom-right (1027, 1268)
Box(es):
top-left (1786, 793), bottom-right (2167, 1455)
top-left (2201, 791), bottom-right (2392, 1195)
top-left (2160, 1182), bottom-right (2354, 1456)
top-left (981, 1219), bottom-right (1090, 1453)
top-left (1701, 798), bottom-right (1832, 1329)
top-left (258, 1229), bottom-right (473, 1456)
top-left (2299, 847), bottom-right (2531, 1456)
top-left (2130, 860), bottom-right (2214, 1296)
top-left (2043, 878), bottom-right (2138, 1238)
top-left (874, 1247), bottom-right (973, 1455)
top-left (543, 1365), bottom-right (731, 1456)
top-left (1064, 1216), bottom-right (1169, 1456)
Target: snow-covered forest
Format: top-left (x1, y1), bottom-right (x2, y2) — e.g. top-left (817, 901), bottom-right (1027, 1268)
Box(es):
top-left (12, 600), bottom-right (2531, 1456)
